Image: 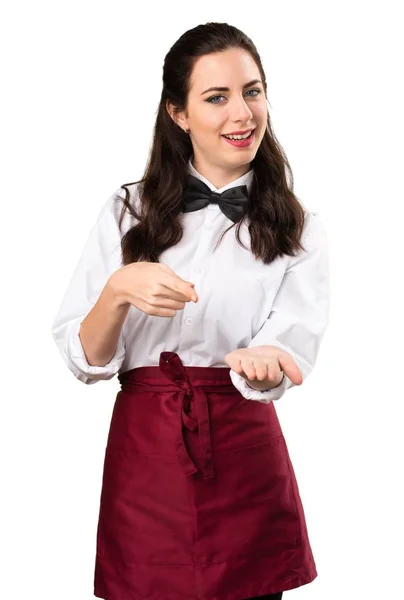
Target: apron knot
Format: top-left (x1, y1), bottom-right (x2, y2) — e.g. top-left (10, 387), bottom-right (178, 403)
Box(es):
top-left (159, 352), bottom-right (214, 479)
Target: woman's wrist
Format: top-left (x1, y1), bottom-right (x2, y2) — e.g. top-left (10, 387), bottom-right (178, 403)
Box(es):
top-left (107, 271), bottom-right (130, 309)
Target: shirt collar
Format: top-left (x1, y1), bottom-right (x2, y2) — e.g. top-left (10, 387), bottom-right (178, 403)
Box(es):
top-left (188, 158), bottom-right (254, 193)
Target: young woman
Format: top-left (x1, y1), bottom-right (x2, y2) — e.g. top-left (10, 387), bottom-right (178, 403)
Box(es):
top-left (52, 21), bottom-right (330, 600)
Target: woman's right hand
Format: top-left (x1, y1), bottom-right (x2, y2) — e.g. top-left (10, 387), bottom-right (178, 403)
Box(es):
top-left (108, 262), bottom-right (199, 317)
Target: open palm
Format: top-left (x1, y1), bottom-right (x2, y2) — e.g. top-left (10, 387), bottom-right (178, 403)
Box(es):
top-left (224, 345), bottom-right (303, 386)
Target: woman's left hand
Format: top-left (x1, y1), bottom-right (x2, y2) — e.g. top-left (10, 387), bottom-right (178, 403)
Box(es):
top-left (224, 345), bottom-right (303, 390)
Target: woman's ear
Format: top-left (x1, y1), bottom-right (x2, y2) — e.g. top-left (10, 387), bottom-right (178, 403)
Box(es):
top-left (166, 100), bottom-right (188, 132)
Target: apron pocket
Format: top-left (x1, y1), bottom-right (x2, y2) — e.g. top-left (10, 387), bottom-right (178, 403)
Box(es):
top-left (192, 435), bottom-right (303, 563)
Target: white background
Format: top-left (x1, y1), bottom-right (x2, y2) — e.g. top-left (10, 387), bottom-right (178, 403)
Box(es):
top-left (1, 1), bottom-right (403, 598)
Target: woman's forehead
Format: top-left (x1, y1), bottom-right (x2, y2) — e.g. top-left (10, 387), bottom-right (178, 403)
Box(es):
top-left (188, 49), bottom-right (261, 94)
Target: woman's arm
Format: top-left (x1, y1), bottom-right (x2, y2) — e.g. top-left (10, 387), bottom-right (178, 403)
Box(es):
top-left (78, 276), bottom-right (130, 367)
top-left (229, 211), bottom-right (331, 402)
top-left (51, 188), bottom-right (135, 384)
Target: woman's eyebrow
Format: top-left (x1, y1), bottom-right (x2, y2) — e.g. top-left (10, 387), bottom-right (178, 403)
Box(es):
top-left (200, 79), bottom-right (262, 95)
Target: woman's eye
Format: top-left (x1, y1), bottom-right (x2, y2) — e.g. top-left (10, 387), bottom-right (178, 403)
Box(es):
top-left (207, 89), bottom-right (262, 104)
top-left (207, 95), bottom-right (225, 104)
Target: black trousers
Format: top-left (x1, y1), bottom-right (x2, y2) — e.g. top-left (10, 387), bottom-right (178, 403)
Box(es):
top-left (248, 594), bottom-right (283, 600)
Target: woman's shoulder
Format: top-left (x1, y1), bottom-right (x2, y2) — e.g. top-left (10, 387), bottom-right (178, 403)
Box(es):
top-left (301, 209), bottom-right (327, 247)
top-left (99, 181), bottom-right (142, 234)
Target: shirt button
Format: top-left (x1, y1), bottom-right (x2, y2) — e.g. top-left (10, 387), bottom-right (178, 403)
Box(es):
top-left (185, 318), bottom-right (192, 326)
top-left (195, 267), bottom-right (202, 274)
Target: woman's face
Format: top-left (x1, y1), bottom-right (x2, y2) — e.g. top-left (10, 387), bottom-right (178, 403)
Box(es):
top-left (176, 48), bottom-right (268, 177)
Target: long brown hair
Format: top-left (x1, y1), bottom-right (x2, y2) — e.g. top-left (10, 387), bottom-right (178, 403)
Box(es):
top-left (118, 22), bottom-right (307, 265)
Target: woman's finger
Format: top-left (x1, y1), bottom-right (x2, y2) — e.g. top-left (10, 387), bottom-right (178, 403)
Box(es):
top-left (225, 355), bottom-right (243, 375)
top-left (278, 353), bottom-right (303, 385)
top-left (240, 357), bottom-right (255, 380)
top-left (265, 357), bottom-right (283, 381)
top-left (253, 358), bottom-right (271, 381)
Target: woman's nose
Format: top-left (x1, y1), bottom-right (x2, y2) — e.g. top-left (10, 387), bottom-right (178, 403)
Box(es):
top-left (230, 97), bottom-right (253, 122)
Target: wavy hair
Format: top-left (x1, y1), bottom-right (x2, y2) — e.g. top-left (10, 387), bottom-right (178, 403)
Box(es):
top-left (118, 22), bottom-right (307, 265)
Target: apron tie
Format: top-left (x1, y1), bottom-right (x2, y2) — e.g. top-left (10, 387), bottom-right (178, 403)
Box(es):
top-left (159, 352), bottom-right (214, 480)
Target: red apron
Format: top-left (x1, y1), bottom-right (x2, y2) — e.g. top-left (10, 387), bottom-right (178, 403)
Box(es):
top-left (94, 352), bottom-right (317, 600)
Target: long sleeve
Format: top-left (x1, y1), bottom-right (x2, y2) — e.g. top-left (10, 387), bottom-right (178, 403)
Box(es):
top-left (230, 211), bottom-right (330, 402)
top-left (51, 189), bottom-right (129, 384)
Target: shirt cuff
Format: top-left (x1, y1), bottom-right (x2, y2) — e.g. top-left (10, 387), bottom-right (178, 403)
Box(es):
top-left (65, 317), bottom-right (126, 384)
top-left (229, 369), bottom-right (293, 402)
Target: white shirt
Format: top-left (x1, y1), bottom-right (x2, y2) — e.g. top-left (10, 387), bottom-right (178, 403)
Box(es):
top-left (51, 159), bottom-right (330, 402)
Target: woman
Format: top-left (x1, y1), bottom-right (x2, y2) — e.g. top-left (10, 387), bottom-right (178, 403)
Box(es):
top-left (52, 21), bottom-right (330, 600)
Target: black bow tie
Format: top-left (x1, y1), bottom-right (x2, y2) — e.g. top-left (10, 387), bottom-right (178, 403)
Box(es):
top-left (181, 175), bottom-right (249, 223)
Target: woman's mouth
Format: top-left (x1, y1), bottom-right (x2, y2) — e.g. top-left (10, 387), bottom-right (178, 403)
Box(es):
top-left (221, 129), bottom-right (255, 148)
